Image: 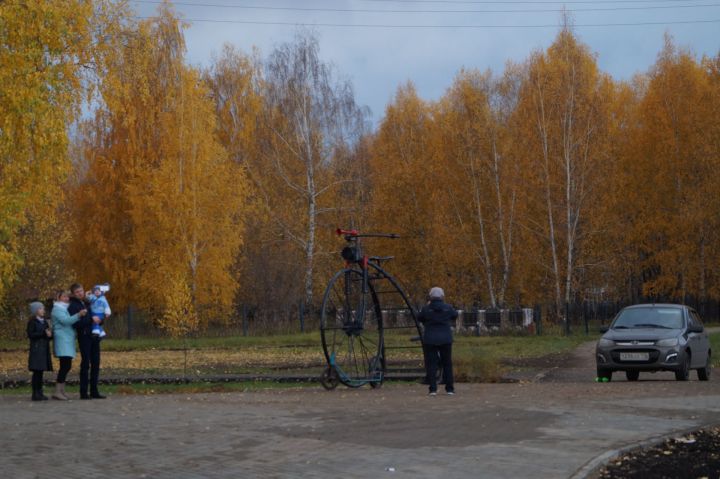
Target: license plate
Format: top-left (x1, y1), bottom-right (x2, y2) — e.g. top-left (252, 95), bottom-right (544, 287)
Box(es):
top-left (620, 352), bottom-right (649, 361)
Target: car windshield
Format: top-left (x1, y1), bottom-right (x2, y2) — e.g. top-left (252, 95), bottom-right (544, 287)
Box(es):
top-left (612, 307), bottom-right (684, 330)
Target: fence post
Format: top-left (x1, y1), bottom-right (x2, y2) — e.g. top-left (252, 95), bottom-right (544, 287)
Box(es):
top-left (242, 304), bottom-right (248, 337)
top-left (565, 301), bottom-right (571, 336)
top-left (127, 304), bottom-right (133, 339)
top-left (299, 301), bottom-right (305, 333)
top-left (534, 304), bottom-right (542, 336)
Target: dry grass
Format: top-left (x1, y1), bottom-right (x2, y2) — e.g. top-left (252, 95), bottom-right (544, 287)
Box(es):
top-left (0, 347), bottom-right (326, 378)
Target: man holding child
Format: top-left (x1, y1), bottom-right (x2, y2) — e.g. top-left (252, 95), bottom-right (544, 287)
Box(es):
top-left (69, 283), bottom-right (106, 399)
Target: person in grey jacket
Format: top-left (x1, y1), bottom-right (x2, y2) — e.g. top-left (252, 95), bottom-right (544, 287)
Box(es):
top-left (418, 287), bottom-right (457, 396)
top-left (27, 302), bottom-right (52, 401)
top-left (51, 290), bottom-right (86, 400)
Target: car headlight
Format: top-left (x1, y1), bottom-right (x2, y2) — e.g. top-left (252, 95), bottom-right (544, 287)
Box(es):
top-left (598, 338), bottom-right (614, 347)
top-left (655, 337), bottom-right (678, 347)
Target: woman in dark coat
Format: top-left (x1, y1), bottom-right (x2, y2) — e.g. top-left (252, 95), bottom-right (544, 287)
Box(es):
top-left (418, 287), bottom-right (457, 396)
top-left (27, 301), bottom-right (53, 401)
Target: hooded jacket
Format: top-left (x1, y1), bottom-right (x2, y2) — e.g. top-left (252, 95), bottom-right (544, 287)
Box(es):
top-left (52, 302), bottom-right (82, 358)
top-left (418, 299), bottom-right (457, 345)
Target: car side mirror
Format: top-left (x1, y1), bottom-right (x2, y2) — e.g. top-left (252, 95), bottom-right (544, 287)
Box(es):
top-left (599, 325), bottom-right (609, 333)
top-left (687, 324), bottom-right (704, 334)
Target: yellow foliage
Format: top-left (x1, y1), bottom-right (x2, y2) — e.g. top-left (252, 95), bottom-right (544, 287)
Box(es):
top-left (615, 37), bottom-right (720, 300)
top-left (67, 4), bottom-right (247, 332)
top-left (158, 272), bottom-right (196, 337)
top-left (3, 6), bottom-right (720, 321)
top-left (0, 0), bottom-right (94, 301)
top-left (510, 28), bottom-right (614, 310)
top-left (368, 83), bottom-right (438, 299)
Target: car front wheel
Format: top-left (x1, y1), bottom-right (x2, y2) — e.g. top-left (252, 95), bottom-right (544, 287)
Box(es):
top-left (698, 353), bottom-right (711, 381)
top-left (675, 354), bottom-right (690, 381)
top-left (626, 370), bottom-right (639, 381)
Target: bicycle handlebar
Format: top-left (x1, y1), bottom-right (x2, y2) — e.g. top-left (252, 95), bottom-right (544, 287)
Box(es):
top-left (336, 228), bottom-right (399, 239)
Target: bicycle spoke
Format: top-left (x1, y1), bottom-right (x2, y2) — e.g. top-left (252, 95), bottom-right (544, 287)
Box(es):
top-left (357, 335), bottom-right (373, 373)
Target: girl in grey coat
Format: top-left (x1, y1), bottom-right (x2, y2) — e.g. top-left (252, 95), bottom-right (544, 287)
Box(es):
top-left (27, 302), bottom-right (52, 401)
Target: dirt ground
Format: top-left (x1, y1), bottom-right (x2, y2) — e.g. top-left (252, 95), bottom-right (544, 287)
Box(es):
top-left (597, 427), bottom-right (720, 479)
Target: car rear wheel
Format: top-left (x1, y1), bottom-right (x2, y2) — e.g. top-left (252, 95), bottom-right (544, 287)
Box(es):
top-left (675, 354), bottom-right (690, 381)
top-left (625, 370), bottom-right (639, 381)
top-left (597, 368), bottom-right (612, 382)
top-left (698, 353), bottom-right (711, 381)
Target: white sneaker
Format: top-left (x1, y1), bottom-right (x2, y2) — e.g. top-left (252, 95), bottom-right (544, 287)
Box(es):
top-left (447, 391), bottom-right (455, 396)
top-left (428, 392), bottom-right (437, 396)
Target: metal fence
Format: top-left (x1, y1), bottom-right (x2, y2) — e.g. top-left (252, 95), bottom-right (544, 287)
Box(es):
top-left (98, 301), bottom-right (634, 339)
top-left (101, 304), bottom-right (323, 340)
top-left (5, 298), bottom-right (720, 341)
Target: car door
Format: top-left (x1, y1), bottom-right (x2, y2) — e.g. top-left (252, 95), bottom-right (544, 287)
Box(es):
top-left (690, 310), bottom-right (710, 367)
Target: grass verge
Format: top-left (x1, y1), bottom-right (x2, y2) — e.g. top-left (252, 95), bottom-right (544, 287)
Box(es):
top-left (1, 332), bottom-right (322, 352)
top-left (452, 334), bottom-right (593, 381)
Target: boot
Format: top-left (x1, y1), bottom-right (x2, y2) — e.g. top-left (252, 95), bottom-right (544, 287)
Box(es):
top-left (59, 382), bottom-right (70, 400)
top-left (39, 387), bottom-right (49, 400)
top-left (52, 383), bottom-right (67, 401)
top-left (31, 387), bottom-right (41, 401)
top-left (90, 389), bottom-right (106, 399)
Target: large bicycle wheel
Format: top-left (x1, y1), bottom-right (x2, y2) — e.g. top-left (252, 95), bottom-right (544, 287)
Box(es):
top-left (320, 268), bottom-right (384, 388)
top-left (366, 262), bottom-right (424, 381)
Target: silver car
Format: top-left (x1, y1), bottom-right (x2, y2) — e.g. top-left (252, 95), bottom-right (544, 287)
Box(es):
top-left (596, 304), bottom-right (712, 381)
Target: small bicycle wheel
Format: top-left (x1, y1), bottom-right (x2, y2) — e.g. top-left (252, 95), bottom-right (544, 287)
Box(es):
top-left (320, 268), bottom-right (383, 388)
top-left (319, 366), bottom-right (340, 390)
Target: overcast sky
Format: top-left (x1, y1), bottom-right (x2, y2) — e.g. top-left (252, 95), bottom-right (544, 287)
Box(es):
top-left (131, 0), bottom-right (720, 124)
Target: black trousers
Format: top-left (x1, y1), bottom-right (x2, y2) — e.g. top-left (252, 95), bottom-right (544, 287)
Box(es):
top-left (426, 343), bottom-right (454, 393)
top-left (56, 357), bottom-right (72, 383)
top-left (422, 345), bottom-right (443, 384)
top-left (31, 370), bottom-right (44, 391)
top-left (78, 335), bottom-right (101, 395)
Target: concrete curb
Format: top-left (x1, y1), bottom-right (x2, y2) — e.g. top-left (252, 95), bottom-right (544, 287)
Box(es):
top-left (568, 422), bottom-right (720, 479)
top-left (1, 373), bottom-right (426, 389)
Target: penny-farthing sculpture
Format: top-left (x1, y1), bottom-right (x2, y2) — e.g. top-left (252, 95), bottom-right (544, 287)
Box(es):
top-left (320, 229), bottom-right (423, 389)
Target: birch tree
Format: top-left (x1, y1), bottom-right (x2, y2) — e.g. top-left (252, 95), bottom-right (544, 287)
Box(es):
top-left (622, 38), bottom-right (720, 301)
top-left (512, 26), bottom-right (613, 319)
top-left (255, 32), bottom-right (367, 307)
top-left (434, 70), bottom-right (520, 307)
top-left (368, 83), bottom-right (439, 298)
top-left (70, 5), bottom-right (246, 331)
top-left (0, 0), bottom-right (121, 304)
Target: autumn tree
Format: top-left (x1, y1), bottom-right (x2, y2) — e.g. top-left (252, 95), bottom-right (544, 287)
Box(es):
top-left (69, 5), bottom-right (247, 333)
top-left (619, 37), bottom-right (720, 302)
top-left (589, 78), bottom-right (642, 302)
top-left (0, 0), bottom-right (131, 326)
top-left (0, 1), bottom-right (87, 304)
top-left (251, 32), bottom-right (368, 308)
top-left (433, 69), bottom-right (521, 307)
top-left (205, 45), bottom-right (297, 310)
top-left (511, 26), bottom-right (614, 318)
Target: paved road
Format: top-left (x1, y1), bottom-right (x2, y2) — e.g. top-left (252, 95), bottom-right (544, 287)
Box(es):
top-left (2, 345), bottom-right (719, 478)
